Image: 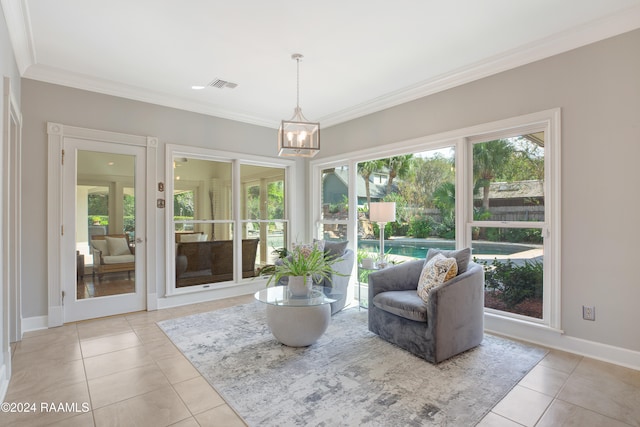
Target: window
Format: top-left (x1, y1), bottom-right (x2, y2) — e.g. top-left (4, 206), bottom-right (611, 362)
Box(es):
top-left (470, 132), bottom-right (548, 322)
top-left (356, 150), bottom-right (456, 262)
top-left (167, 146), bottom-right (292, 294)
top-left (312, 109), bottom-right (560, 329)
top-left (173, 158), bottom-right (235, 289)
top-left (318, 165), bottom-right (350, 241)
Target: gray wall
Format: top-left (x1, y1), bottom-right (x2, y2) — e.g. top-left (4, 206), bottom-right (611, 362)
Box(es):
top-left (319, 29), bottom-right (640, 352)
top-left (15, 24), bottom-right (640, 354)
top-left (20, 80), bottom-right (308, 317)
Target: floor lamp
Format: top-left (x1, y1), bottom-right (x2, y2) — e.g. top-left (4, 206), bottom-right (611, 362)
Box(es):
top-left (369, 202), bottom-right (396, 268)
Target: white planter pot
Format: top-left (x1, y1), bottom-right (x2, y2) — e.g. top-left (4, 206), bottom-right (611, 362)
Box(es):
top-left (288, 275), bottom-right (312, 296)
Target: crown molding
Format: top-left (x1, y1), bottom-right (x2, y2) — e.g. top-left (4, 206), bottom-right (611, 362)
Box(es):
top-left (319, 3), bottom-right (640, 127)
top-left (1, 0), bottom-right (36, 74)
top-left (7, 2), bottom-right (640, 129)
top-left (23, 64), bottom-right (278, 129)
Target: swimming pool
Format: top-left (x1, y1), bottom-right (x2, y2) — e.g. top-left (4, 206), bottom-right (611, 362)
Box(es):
top-left (358, 239), bottom-right (535, 259)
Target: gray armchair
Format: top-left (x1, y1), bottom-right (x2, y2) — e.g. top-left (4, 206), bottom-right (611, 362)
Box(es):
top-left (321, 248), bottom-right (355, 314)
top-left (368, 259), bottom-right (484, 363)
top-left (275, 248), bottom-right (354, 315)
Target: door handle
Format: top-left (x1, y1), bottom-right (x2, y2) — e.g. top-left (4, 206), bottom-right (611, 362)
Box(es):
top-left (136, 237), bottom-right (144, 244)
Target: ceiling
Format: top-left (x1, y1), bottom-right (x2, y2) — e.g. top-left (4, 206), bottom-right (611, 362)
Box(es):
top-left (4, 0), bottom-right (640, 128)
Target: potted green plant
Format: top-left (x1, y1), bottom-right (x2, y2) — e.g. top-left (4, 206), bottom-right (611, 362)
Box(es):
top-left (264, 244), bottom-right (343, 296)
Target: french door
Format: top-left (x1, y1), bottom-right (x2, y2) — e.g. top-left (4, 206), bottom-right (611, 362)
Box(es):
top-left (61, 138), bottom-right (146, 322)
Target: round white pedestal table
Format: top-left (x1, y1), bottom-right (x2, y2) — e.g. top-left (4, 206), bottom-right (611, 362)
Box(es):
top-left (255, 286), bottom-right (337, 347)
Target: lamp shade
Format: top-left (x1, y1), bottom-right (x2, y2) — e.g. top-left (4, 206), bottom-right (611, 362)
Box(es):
top-left (370, 202), bottom-right (396, 223)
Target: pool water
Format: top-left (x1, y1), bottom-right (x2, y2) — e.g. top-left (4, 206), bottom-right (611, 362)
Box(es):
top-left (358, 239), bottom-right (534, 259)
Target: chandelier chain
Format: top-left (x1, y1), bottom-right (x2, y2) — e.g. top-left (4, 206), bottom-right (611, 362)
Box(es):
top-left (296, 56), bottom-right (300, 109)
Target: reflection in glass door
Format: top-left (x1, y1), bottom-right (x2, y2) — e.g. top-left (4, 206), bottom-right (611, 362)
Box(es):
top-left (76, 151), bottom-right (136, 299)
top-left (63, 139), bottom-right (146, 322)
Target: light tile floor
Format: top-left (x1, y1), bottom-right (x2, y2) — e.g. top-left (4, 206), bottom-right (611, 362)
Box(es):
top-left (2, 295), bottom-right (639, 427)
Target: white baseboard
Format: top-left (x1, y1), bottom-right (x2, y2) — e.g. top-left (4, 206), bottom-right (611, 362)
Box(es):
top-left (21, 315), bottom-right (49, 334)
top-left (157, 281), bottom-right (264, 309)
top-left (485, 313), bottom-right (640, 371)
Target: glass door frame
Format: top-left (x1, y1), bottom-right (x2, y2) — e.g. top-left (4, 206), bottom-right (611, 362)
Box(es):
top-left (47, 123), bottom-right (158, 326)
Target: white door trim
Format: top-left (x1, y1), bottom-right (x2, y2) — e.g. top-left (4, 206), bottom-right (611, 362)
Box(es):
top-left (47, 123), bottom-right (157, 326)
top-left (2, 77), bottom-right (22, 396)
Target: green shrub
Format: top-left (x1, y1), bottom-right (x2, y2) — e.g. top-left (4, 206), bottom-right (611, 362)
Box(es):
top-left (480, 258), bottom-right (543, 308)
top-left (434, 215), bottom-right (455, 239)
top-left (408, 217), bottom-right (432, 238)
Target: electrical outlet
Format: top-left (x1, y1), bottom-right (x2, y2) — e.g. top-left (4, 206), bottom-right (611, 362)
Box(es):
top-left (582, 305), bottom-right (596, 321)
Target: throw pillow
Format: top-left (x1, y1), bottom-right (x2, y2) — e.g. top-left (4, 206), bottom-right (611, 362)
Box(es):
top-left (179, 233), bottom-right (200, 242)
top-left (91, 239), bottom-right (109, 256)
top-left (179, 233), bottom-right (208, 242)
top-left (426, 247), bottom-right (471, 274)
top-left (105, 236), bottom-right (131, 256)
top-left (417, 253), bottom-right (458, 303)
top-left (313, 239), bottom-right (348, 258)
top-left (292, 240), bottom-right (325, 258)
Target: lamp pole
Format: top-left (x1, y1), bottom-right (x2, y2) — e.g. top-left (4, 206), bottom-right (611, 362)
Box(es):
top-left (378, 221), bottom-right (387, 268)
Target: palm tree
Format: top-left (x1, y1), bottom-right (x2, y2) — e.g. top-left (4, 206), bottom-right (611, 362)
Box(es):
top-left (473, 140), bottom-right (514, 211)
top-left (383, 154), bottom-right (414, 195)
top-left (432, 181), bottom-right (455, 218)
top-left (357, 160), bottom-right (383, 216)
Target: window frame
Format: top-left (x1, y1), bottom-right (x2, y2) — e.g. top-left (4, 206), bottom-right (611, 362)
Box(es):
top-left (165, 144), bottom-right (295, 297)
top-left (311, 109), bottom-right (561, 330)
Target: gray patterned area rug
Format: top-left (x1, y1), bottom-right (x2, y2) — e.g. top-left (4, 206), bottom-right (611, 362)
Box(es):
top-left (158, 302), bottom-right (546, 426)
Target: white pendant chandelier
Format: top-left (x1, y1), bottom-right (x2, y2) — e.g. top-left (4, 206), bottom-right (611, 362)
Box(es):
top-left (278, 53), bottom-right (320, 157)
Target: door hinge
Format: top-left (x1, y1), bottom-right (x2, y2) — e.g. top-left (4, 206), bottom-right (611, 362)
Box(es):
top-left (62, 290), bottom-right (65, 305)
top-left (61, 149), bottom-right (65, 165)
top-left (61, 225), bottom-right (64, 236)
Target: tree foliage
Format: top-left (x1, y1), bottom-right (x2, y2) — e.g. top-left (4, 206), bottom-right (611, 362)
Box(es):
top-left (174, 191), bottom-right (194, 218)
top-left (473, 139), bottom-right (514, 210)
top-left (382, 155), bottom-right (414, 195)
top-left (357, 159), bottom-right (384, 215)
top-left (398, 155), bottom-right (454, 209)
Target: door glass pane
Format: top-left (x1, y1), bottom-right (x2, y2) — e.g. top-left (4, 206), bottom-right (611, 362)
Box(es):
top-left (472, 226), bottom-right (544, 319)
top-left (473, 133), bottom-right (545, 222)
top-left (77, 151), bottom-right (136, 299)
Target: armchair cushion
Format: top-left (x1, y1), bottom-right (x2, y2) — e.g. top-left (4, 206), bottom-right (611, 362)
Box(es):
top-left (372, 290), bottom-right (427, 322)
top-left (314, 239), bottom-right (348, 258)
top-left (417, 253), bottom-right (457, 302)
top-left (106, 236), bottom-right (130, 256)
top-left (426, 247), bottom-right (471, 274)
top-left (103, 254), bottom-right (135, 264)
top-left (92, 239), bottom-right (109, 256)
top-left (179, 233), bottom-right (208, 242)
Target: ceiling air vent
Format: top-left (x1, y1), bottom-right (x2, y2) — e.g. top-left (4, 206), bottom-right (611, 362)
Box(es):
top-left (208, 79), bottom-right (238, 89)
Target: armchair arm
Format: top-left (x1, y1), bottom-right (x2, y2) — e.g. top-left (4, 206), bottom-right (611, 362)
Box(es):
top-left (92, 248), bottom-right (104, 265)
top-left (368, 259), bottom-right (424, 297)
top-left (427, 261), bottom-right (485, 362)
top-left (327, 249), bottom-right (355, 291)
top-left (331, 249), bottom-right (355, 278)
